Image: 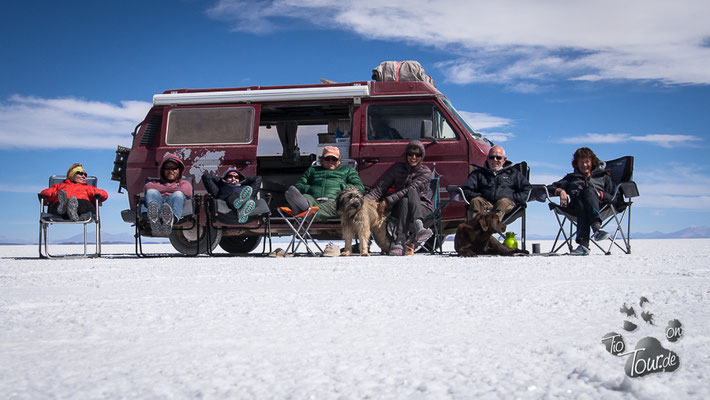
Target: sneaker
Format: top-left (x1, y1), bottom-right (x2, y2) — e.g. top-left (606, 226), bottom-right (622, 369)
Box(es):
top-left (147, 201), bottom-right (162, 234)
top-left (67, 197), bottom-right (79, 221)
top-left (414, 227), bottom-right (433, 245)
top-left (571, 244), bottom-right (590, 256)
top-left (388, 244), bottom-right (404, 256)
top-left (593, 229), bottom-right (610, 242)
top-left (233, 186), bottom-right (253, 210)
top-left (57, 190), bottom-right (68, 215)
top-left (238, 199), bottom-right (256, 224)
top-left (158, 203), bottom-right (174, 236)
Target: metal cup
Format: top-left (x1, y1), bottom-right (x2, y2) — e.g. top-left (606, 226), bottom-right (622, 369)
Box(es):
top-left (532, 243), bottom-right (541, 254)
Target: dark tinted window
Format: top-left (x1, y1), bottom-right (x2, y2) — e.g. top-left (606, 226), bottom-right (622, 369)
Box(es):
top-left (367, 103), bottom-right (456, 141)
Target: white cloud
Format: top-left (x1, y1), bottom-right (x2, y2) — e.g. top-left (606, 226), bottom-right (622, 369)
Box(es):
top-left (0, 184), bottom-right (44, 193)
top-left (560, 133), bottom-right (702, 148)
top-left (0, 95), bottom-right (150, 149)
top-left (457, 111), bottom-right (514, 142)
top-left (207, 0), bottom-right (710, 86)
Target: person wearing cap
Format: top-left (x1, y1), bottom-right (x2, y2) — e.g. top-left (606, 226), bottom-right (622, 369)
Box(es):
top-left (142, 153), bottom-right (192, 236)
top-left (202, 168), bottom-right (262, 224)
top-left (285, 146), bottom-right (364, 222)
top-left (461, 145), bottom-right (531, 222)
top-left (40, 163), bottom-right (108, 221)
top-left (366, 140), bottom-right (434, 256)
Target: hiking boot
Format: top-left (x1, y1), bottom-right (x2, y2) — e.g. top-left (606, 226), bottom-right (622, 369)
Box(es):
top-left (233, 186), bottom-right (253, 210)
top-left (57, 190), bottom-right (68, 215)
top-left (388, 244), bottom-right (404, 256)
top-left (158, 203), bottom-right (174, 236)
top-left (238, 199), bottom-right (256, 224)
top-left (67, 196), bottom-right (79, 221)
top-left (147, 201), bottom-right (162, 234)
top-left (593, 229), bottom-right (610, 242)
top-left (571, 244), bottom-right (590, 256)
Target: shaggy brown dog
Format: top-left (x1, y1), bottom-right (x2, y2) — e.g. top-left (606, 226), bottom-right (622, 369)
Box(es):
top-left (336, 186), bottom-right (390, 256)
top-left (454, 212), bottom-right (529, 257)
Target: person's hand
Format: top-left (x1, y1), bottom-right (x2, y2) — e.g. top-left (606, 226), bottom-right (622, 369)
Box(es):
top-left (377, 200), bottom-right (386, 215)
top-left (559, 189), bottom-right (569, 206)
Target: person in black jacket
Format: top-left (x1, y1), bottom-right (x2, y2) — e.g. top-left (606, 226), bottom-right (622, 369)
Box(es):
top-left (548, 147), bottom-right (615, 255)
top-left (461, 146), bottom-right (531, 222)
top-left (202, 168), bottom-right (262, 224)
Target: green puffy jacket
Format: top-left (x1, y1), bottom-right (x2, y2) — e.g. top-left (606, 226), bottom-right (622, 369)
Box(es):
top-left (295, 165), bottom-right (364, 199)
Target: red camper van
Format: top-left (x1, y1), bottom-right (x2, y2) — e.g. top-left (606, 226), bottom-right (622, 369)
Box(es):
top-left (112, 80), bottom-right (492, 254)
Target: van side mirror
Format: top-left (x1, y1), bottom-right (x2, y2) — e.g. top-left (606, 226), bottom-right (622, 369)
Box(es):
top-left (420, 120), bottom-right (437, 143)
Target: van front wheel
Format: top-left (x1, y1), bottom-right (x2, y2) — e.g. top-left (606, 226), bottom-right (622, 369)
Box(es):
top-left (169, 225), bottom-right (221, 255)
top-left (219, 235), bottom-right (261, 254)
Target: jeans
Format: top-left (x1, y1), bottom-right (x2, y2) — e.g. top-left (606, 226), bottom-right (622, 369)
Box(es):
top-left (141, 189), bottom-right (186, 219)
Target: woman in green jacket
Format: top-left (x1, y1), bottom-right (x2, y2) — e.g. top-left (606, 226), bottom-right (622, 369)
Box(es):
top-left (285, 146), bottom-right (364, 222)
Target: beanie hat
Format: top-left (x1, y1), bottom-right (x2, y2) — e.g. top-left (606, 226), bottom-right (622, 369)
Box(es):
top-left (67, 163), bottom-right (86, 180)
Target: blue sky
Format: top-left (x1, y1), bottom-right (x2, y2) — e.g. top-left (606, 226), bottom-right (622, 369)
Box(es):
top-left (1, 0), bottom-right (709, 242)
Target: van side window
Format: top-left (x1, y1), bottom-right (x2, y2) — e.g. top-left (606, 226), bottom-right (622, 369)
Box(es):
top-left (367, 103), bottom-right (457, 141)
top-left (166, 107), bottom-right (255, 145)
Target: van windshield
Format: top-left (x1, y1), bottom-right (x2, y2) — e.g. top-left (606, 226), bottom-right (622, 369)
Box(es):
top-left (440, 97), bottom-right (493, 145)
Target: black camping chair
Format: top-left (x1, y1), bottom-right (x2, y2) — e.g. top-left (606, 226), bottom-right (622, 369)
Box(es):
top-left (120, 176), bottom-right (203, 257)
top-left (38, 175), bottom-right (103, 258)
top-left (446, 161), bottom-right (534, 251)
top-left (204, 189), bottom-right (272, 256)
top-left (543, 156), bottom-right (639, 254)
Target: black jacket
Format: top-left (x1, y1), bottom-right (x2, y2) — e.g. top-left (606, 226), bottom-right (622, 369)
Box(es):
top-left (202, 170), bottom-right (261, 201)
top-left (461, 161), bottom-right (531, 206)
top-left (548, 161), bottom-right (615, 203)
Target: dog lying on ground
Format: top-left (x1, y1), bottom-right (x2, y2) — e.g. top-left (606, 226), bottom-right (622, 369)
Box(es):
top-left (335, 186), bottom-right (390, 256)
top-left (454, 212), bottom-right (529, 257)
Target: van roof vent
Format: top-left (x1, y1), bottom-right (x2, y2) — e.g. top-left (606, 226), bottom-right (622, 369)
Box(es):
top-left (139, 114), bottom-right (162, 146)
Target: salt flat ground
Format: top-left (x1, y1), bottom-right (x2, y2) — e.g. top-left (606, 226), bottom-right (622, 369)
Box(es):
top-left (1, 239), bottom-right (709, 399)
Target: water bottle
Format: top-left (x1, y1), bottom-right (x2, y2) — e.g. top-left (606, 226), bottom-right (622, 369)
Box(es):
top-left (504, 232), bottom-right (518, 249)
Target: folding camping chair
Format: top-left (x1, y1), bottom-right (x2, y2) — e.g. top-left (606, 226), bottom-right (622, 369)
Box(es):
top-left (277, 206), bottom-right (322, 256)
top-left (544, 156), bottom-right (639, 254)
top-left (383, 176), bottom-right (450, 254)
top-left (121, 176), bottom-right (202, 257)
top-left (446, 161), bottom-right (533, 250)
top-left (38, 175), bottom-right (103, 258)
top-left (204, 193), bottom-right (272, 256)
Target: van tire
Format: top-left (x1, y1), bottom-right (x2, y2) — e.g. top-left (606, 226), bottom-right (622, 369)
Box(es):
top-left (169, 225), bottom-right (221, 255)
top-left (219, 235), bottom-right (261, 254)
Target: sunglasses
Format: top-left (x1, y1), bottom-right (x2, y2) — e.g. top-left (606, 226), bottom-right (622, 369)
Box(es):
top-left (407, 152), bottom-right (422, 158)
top-left (487, 155), bottom-right (505, 161)
top-left (163, 166), bottom-right (179, 171)
top-left (74, 171), bottom-right (87, 177)
top-left (322, 156), bottom-right (339, 162)
top-left (225, 174), bottom-right (239, 179)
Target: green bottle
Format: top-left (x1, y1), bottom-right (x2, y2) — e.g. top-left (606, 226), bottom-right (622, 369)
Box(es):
top-left (504, 232), bottom-right (518, 249)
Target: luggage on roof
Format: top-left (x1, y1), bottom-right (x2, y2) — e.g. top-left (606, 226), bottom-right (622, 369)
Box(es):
top-left (372, 60), bottom-right (434, 86)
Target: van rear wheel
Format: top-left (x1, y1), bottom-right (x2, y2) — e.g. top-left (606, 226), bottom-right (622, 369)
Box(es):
top-left (169, 225), bottom-right (221, 255)
top-left (219, 235), bottom-right (261, 254)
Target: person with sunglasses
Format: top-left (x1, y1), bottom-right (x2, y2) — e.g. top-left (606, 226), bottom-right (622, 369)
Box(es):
top-left (285, 146), bottom-right (364, 222)
top-left (40, 163), bottom-right (108, 221)
top-left (367, 140), bottom-right (434, 256)
top-left (548, 147), bottom-right (614, 255)
top-left (202, 168), bottom-right (262, 224)
top-left (461, 145), bottom-right (531, 222)
top-left (142, 153), bottom-right (192, 236)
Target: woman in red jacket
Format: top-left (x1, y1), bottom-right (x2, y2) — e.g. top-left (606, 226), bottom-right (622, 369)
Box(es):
top-left (40, 163), bottom-right (108, 221)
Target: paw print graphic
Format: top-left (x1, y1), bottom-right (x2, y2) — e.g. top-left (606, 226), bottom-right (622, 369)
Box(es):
top-left (601, 296), bottom-right (683, 378)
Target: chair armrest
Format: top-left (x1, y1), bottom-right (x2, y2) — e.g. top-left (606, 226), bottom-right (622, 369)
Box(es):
top-left (38, 193), bottom-right (47, 202)
top-left (446, 185), bottom-right (469, 205)
top-left (619, 181), bottom-right (639, 198)
top-left (529, 184), bottom-right (550, 203)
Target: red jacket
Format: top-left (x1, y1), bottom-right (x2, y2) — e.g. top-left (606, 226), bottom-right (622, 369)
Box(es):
top-left (40, 180), bottom-right (109, 203)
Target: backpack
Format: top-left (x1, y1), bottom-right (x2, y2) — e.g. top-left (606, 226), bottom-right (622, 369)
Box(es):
top-left (371, 60), bottom-right (435, 86)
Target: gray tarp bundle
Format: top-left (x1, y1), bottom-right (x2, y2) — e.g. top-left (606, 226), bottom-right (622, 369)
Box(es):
top-left (372, 60), bottom-right (434, 86)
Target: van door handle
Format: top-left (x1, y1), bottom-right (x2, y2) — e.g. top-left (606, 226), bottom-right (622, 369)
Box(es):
top-left (361, 158), bottom-right (379, 164)
top-left (233, 160), bottom-right (252, 166)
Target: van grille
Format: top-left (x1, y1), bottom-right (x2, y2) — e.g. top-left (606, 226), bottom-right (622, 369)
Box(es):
top-left (139, 113), bottom-right (163, 146)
